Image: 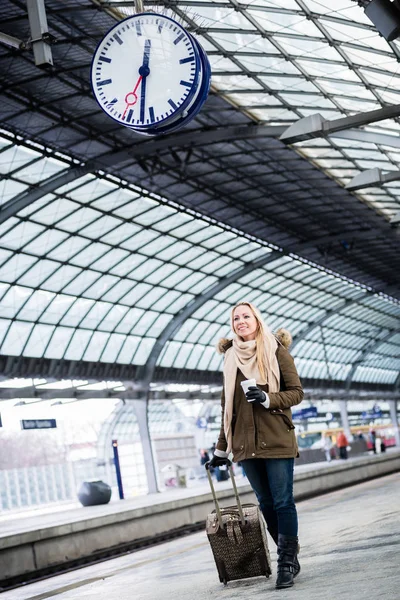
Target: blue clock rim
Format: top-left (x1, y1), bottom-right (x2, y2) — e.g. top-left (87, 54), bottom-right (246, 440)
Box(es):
top-left (90, 12), bottom-right (202, 130)
top-left (128, 35), bottom-right (212, 137)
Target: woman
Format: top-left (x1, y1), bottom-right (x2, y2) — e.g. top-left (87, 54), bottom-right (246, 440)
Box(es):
top-left (208, 301), bottom-right (304, 589)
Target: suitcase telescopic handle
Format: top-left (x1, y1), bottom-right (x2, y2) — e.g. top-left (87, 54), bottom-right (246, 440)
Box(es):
top-left (205, 461), bottom-right (246, 528)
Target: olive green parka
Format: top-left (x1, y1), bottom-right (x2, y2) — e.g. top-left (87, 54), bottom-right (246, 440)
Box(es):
top-left (216, 330), bottom-right (304, 462)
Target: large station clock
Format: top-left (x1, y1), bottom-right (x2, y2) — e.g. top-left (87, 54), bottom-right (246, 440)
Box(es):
top-left (91, 13), bottom-right (211, 136)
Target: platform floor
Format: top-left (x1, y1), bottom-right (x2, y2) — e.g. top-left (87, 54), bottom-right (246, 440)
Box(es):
top-left (2, 471), bottom-right (399, 600)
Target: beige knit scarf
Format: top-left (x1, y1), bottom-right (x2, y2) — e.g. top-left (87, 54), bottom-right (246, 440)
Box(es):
top-left (223, 336), bottom-right (280, 453)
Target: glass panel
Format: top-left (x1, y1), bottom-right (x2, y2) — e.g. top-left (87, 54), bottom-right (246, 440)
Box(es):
top-left (44, 326), bottom-right (74, 359)
top-left (57, 207), bottom-right (100, 232)
top-left (117, 334), bottom-right (142, 363)
top-left (1, 321), bottom-right (34, 355)
top-left (47, 236), bottom-right (90, 261)
top-left (79, 301), bottom-right (111, 329)
top-left (31, 199), bottom-right (79, 225)
top-left (115, 307), bottom-right (145, 334)
top-left (84, 274), bottom-right (121, 300)
top-left (132, 337), bottom-right (155, 364)
top-left (64, 329), bottom-right (93, 360)
top-left (17, 289), bottom-right (55, 321)
top-left (100, 333), bottom-right (126, 362)
top-left (70, 243), bottom-right (110, 268)
top-left (0, 254), bottom-right (37, 283)
top-left (0, 221), bottom-right (45, 250)
top-left (40, 294), bottom-right (76, 324)
top-left (89, 248), bottom-right (130, 272)
top-left (61, 298), bottom-right (95, 327)
top-left (23, 324), bottom-right (55, 357)
top-left (41, 264), bottom-right (83, 293)
top-left (24, 228), bottom-right (69, 255)
top-left (101, 222), bottom-right (141, 245)
top-left (83, 331), bottom-right (110, 361)
top-left (62, 270), bottom-right (100, 296)
top-left (102, 279), bottom-right (136, 302)
top-left (0, 285), bottom-right (33, 318)
top-left (99, 304), bottom-right (130, 332)
top-left (17, 259), bottom-right (60, 287)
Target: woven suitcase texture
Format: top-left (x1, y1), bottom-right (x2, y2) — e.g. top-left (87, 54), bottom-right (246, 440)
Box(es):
top-left (206, 503), bottom-right (272, 583)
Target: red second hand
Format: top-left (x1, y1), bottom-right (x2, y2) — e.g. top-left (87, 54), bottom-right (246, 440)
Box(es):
top-left (122, 75), bottom-right (143, 119)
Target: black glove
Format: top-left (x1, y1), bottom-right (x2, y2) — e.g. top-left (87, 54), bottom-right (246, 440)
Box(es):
top-left (207, 454), bottom-right (230, 469)
top-left (246, 386), bottom-right (267, 404)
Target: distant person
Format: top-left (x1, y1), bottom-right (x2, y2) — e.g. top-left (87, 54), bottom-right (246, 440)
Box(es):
top-left (322, 435), bottom-right (333, 463)
top-left (208, 301), bottom-right (303, 589)
top-left (336, 431), bottom-right (348, 459)
top-left (369, 429), bottom-right (377, 454)
top-left (200, 448), bottom-right (210, 466)
top-left (357, 430), bottom-right (365, 441)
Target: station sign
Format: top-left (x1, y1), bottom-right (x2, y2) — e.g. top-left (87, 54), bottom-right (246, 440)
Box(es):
top-left (292, 406), bottom-right (318, 421)
top-left (21, 419), bottom-right (57, 430)
top-left (361, 408), bottom-right (382, 421)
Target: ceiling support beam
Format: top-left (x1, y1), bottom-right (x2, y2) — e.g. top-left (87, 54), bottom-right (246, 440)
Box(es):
top-left (345, 329), bottom-right (397, 390)
top-left (279, 104), bottom-right (400, 144)
top-left (27, 0), bottom-right (54, 67)
top-left (134, 250), bottom-right (281, 390)
top-left (0, 125), bottom-right (285, 224)
top-left (291, 291), bottom-right (367, 351)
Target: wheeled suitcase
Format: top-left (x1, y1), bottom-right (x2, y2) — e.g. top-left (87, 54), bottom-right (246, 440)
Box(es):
top-left (205, 462), bottom-right (272, 585)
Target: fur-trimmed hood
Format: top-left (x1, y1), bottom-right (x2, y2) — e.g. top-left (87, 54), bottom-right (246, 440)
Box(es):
top-left (216, 328), bottom-right (292, 354)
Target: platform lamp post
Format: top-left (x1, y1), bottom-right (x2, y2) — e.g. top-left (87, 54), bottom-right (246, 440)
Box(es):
top-left (112, 439), bottom-right (125, 500)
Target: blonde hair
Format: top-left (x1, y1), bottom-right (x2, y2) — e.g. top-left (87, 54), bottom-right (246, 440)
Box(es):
top-left (231, 301), bottom-right (275, 382)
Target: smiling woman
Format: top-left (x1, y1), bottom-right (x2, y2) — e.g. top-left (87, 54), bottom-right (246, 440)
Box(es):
top-left (209, 301), bottom-right (304, 590)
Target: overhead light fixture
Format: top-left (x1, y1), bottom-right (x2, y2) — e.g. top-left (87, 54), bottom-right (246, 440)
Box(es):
top-left (345, 167), bottom-right (400, 191)
top-left (280, 105), bottom-right (400, 144)
top-left (364, 0), bottom-right (400, 42)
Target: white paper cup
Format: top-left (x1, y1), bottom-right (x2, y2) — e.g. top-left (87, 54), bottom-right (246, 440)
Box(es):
top-left (240, 378), bottom-right (257, 399)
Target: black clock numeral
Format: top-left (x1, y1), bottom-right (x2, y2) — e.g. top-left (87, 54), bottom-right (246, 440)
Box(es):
top-left (99, 56), bottom-right (112, 63)
top-left (180, 56), bottom-right (194, 64)
top-left (97, 79), bottom-right (112, 86)
top-left (149, 107), bottom-right (155, 123)
top-left (168, 99), bottom-right (178, 110)
top-left (114, 33), bottom-right (123, 45)
top-left (126, 109), bottom-right (134, 123)
top-left (136, 21), bottom-right (142, 36)
top-left (180, 80), bottom-right (192, 88)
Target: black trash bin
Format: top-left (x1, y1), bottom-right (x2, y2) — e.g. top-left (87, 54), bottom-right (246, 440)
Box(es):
top-left (77, 480), bottom-right (112, 507)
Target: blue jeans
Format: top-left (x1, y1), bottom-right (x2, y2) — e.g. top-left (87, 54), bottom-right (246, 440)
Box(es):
top-left (240, 458), bottom-right (298, 537)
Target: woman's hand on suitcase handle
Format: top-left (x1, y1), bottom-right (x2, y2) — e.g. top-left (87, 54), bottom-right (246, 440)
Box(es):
top-left (207, 455), bottom-right (231, 469)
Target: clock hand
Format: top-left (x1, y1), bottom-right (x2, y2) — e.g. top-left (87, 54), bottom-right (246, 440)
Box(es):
top-left (122, 74), bottom-right (143, 119)
top-left (139, 39), bottom-right (151, 123)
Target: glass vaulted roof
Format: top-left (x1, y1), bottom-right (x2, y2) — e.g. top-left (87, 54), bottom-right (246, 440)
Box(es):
top-left (0, 131), bottom-right (399, 387)
top-left (117, 0), bottom-right (400, 222)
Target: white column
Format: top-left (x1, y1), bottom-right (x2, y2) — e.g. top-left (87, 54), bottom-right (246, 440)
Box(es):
top-left (388, 400), bottom-right (400, 447)
top-left (339, 400), bottom-right (352, 440)
top-left (131, 399), bottom-right (159, 494)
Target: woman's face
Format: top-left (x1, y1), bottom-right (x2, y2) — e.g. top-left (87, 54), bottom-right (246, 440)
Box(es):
top-left (233, 305), bottom-right (258, 341)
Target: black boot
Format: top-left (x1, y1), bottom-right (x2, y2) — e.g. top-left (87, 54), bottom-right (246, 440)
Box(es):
top-left (276, 534), bottom-right (299, 589)
top-left (269, 528), bottom-right (300, 579)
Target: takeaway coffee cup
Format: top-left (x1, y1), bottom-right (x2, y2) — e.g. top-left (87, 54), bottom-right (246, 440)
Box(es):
top-left (240, 378), bottom-right (257, 400)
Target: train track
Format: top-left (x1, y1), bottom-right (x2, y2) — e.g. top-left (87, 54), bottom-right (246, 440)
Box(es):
top-left (0, 520), bottom-right (206, 592)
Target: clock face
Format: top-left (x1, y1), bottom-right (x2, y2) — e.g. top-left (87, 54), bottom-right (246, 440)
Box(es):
top-left (91, 13), bottom-right (201, 128)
